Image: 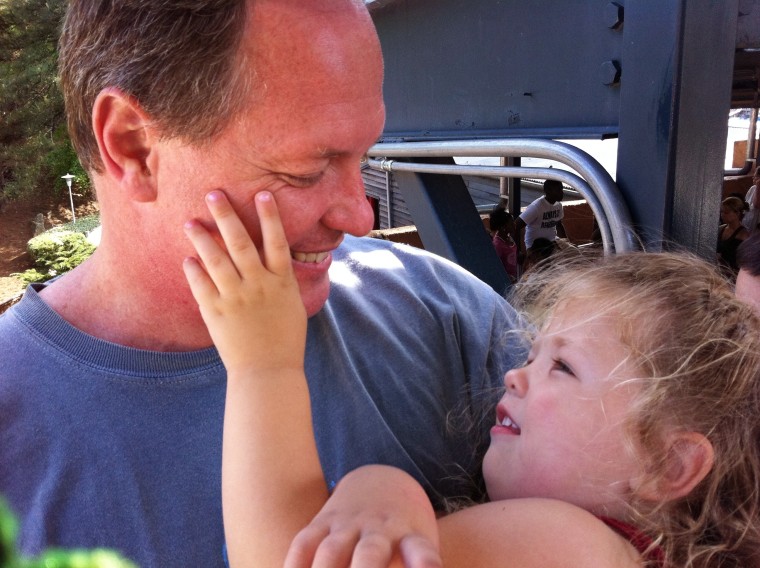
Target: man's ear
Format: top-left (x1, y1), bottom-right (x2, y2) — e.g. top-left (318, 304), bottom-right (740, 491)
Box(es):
top-left (634, 432), bottom-right (714, 503)
top-left (92, 87), bottom-right (158, 203)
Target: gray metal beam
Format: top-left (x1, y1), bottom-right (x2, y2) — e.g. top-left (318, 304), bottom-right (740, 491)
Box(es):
top-left (393, 158), bottom-right (511, 295)
top-left (737, 0), bottom-right (760, 49)
top-left (615, 0), bottom-right (738, 256)
top-left (371, 0), bottom-right (622, 139)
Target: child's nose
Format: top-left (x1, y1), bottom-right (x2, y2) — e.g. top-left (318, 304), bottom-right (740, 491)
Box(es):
top-left (504, 367), bottom-right (528, 396)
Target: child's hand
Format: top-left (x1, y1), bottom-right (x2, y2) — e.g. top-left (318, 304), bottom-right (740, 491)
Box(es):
top-left (182, 190), bottom-right (306, 375)
top-left (285, 466), bottom-right (442, 568)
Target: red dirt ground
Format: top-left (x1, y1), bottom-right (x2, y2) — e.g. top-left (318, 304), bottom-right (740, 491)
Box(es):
top-left (0, 194), bottom-right (99, 304)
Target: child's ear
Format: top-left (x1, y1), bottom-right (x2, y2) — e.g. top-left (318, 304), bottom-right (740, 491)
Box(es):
top-left (92, 87), bottom-right (158, 203)
top-left (634, 432), bottom-right (714, 503)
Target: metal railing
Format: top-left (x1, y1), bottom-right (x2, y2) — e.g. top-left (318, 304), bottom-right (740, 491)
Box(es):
top-left (367, 138), bottom-right (639, 254)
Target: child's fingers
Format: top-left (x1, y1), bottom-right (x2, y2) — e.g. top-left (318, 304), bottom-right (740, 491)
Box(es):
top-left (183, 218), bottom-right (242, 292)
top-left (283, 525), bottom-right (326, 568)
top-left (204, 190), bottom-right (263, 277)
top-left (349, 533), bottom-right (393, 568)
top-left (182, 256), bottom-right (219, 306)
top-left (310, 530), bottom-right (358, 568)
top-left (399, 534), bottom-right (443, 568)
top-left (254, 191), bottom-right (293, 277)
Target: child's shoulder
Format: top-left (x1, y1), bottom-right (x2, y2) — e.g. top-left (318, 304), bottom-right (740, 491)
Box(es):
top-left (437, 498), bottom-right (643, 568)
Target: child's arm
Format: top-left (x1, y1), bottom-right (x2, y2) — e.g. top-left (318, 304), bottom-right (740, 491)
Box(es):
top-left (183, 190), bottom-right (327, 568)
top-left (435, 498), bottom-right (642, 568)
top-left (183, 190), bottom-right (442, 568)
top-left (285, 465), bottom-right (441, 568)
top-left (287, 482), bottom-right (642, 568)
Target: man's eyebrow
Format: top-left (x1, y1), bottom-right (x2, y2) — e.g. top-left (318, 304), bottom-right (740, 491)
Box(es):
top-left (317, 147), bottom-right (348, 158)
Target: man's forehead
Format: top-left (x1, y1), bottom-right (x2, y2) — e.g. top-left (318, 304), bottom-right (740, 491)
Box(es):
top-left (249, 0), bottom-right (364, 11)
top-left (246, 0), bottom-right (371, 39)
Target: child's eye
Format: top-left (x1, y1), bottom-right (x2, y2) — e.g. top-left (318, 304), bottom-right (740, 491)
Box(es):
top-left (552, 359), bottom-right (574, 376)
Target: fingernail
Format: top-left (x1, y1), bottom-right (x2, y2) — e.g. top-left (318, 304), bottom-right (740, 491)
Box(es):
top-left (184, 220), bottom-right (196, 231)
top-left (206, 190), bottom-right (222, 202)
top-left (256, 191), bottom-right (272, 202)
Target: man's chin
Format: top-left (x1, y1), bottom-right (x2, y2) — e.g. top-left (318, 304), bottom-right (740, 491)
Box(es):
top-left (301, 280), bottom-right (331, 318)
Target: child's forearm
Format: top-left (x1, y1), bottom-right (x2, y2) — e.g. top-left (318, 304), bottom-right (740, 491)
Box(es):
top-left (223, 367), bottom-right (328, 568)
top-left (182, 190), bottom-right (328, 568)
top-left (286, 465), bottom-right (442, 567)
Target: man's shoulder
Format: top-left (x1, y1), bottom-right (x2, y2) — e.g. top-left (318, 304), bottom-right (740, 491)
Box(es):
top-left (0, 284), bottom-right (56, 345)
top-left (335, 235), bottom-right (490, 283)
top-left (519, 196), bottom-right (545, 219)
top-left (330, 236), bottom-right (513, 314)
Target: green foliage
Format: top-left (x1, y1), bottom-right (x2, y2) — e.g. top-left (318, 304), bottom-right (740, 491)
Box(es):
top-left (56, 213), bottom-right (101, 236)
top-left (12, 230), bottom-right (97, 284)
top-left (27, 230), bottom-right (97, 276)
top-left (0, 496), bottom-right (18, 567)
top-left (0, 0), bottom-right (92, 200)
top-left (0, 496), bottom-right (137, 568)
top-left (42, 129), bottom-right (92, 200)
top-left (11, 268), bottom-right (48, 286)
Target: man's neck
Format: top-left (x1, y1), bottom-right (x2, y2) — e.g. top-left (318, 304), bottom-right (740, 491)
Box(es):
top-left (39, 251), bottom-right (213, 351)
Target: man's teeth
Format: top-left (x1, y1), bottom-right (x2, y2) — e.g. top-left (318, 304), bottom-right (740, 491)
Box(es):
top-left (501, 416), bottom-right (521, 432)
top-left (291, 251), bottom-right (328, 263)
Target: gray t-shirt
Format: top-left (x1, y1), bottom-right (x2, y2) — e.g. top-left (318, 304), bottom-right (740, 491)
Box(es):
top-left (0, 235), bottom-right (524, 568)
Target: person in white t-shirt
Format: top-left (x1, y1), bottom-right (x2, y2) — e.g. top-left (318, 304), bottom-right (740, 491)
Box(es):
top-left (515, 179), bottom-right (567, 264)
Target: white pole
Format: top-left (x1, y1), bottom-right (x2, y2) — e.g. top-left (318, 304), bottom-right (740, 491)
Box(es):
top-left (61, 173), bottom-right (76, 222)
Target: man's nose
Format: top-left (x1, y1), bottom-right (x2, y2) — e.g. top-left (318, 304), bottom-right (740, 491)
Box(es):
top-left (322, 163), bottom-right (375, 237)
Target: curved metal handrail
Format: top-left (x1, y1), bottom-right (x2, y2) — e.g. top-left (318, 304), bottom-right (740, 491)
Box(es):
top-left (367, 138), bottom-right (639, 253)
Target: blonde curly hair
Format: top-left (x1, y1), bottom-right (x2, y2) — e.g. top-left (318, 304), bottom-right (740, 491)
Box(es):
top-left (510, 250), bottom-right (760, 568)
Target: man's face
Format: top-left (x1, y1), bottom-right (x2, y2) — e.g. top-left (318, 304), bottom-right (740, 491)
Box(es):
top-left (546, 185), bottom-right (564, 204)
top-left (155, 1), bottom-right (386, 317)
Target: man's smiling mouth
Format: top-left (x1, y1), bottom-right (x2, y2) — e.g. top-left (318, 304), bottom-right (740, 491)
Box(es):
top-left (291, 251), bottom-right (330, 263)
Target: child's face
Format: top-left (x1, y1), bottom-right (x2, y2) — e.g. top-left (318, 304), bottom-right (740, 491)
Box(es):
top-left (720, 205), bottom-right (739, 224)
top-left (483, 302), bottom-right (644, 516)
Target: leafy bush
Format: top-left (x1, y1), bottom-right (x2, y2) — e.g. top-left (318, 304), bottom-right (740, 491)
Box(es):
top-left (55, 213), bottom-right (101, 236)
top-left (0, 496), bottom-right (137, 568)
top-left (12, 230), bottom-right (97, 284)
top-left (11, 268), bottom-right (48, 286)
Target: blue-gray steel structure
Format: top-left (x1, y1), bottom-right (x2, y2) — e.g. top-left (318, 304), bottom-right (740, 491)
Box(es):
top-left (366, 0), bottom-right (743, 289)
